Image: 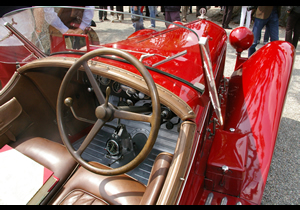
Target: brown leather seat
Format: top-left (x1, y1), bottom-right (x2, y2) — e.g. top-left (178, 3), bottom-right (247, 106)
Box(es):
top-left (11, 137), bottom-right (78, 205)
top-left (50, 152), bottom-right (173, 205)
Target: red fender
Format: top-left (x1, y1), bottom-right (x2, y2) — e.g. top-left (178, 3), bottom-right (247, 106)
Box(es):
top-left (223, 41), bottom-right (295, 204)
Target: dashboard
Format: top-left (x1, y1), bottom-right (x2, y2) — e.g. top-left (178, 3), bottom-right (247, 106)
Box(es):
top-left (82, 73), bottom-right (179, 130)
top-left (87, 74), bottom-right (150, 107)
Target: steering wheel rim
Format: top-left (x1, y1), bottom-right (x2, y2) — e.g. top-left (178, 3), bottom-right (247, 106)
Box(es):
top-left (57, 48), bottom-right (161, 176)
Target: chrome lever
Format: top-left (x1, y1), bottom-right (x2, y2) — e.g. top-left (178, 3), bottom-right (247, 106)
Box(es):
top-left (152, 50), bottom-right (187, 68)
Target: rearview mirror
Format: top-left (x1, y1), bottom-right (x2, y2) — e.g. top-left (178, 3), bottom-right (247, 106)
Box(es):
top-left (63, 34), bottom-right (90, 52)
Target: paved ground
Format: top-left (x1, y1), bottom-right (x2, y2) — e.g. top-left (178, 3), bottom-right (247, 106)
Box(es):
top-left (92, 6), bottom-right (299, 205)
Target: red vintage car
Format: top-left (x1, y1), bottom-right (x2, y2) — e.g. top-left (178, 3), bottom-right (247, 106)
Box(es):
top-left (0, 7), bottom-right (295, 205)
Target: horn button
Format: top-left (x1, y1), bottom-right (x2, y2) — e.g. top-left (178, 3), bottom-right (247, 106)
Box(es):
top-left (95, 105), bottom-right (113, 121)
top-left (95, 87), bottom-right (114, 121)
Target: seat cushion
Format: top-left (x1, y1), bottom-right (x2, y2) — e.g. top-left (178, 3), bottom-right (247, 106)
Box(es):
top-left (12, 137), bottom-right (78, 204)
top-left (50, 162), bottom-right (146, 205)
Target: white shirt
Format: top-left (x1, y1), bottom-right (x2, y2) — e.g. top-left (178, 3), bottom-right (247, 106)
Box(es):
top-left (44, 6), bottom-right (94, 34)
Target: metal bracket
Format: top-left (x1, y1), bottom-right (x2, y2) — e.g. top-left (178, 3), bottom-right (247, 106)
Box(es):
top-left (219, 165), bottom-right (232, 186)
top-left (199, 37), bottom-right (224, 126)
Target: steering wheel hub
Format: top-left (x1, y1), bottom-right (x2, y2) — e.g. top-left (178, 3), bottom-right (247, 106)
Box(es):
top-left (95, 105), bottom-right (112, 121)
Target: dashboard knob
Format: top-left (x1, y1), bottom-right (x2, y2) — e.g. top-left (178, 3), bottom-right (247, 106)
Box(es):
top-left (64, 97), bottom-right (73, 107)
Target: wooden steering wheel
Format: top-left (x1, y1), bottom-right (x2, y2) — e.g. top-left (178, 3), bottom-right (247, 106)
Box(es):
top-left (57, 48), bottom-right (161, 176)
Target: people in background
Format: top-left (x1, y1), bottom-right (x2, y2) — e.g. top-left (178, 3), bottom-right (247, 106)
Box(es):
top-left (164, 6), bottom-right (181, 28)
top-left (285, 6), bottom-right (300, 48)
top-left (99, 6), bottom-right (110, 22)
top-left (240, 6), bottom-right (251, 28)
top-left (248, 6), bottom-right (281, 57)
top-left (148, 6), bottom-right (156, 28)
top-left (222, 6), bottom-right (234, 29)
top-left (44, 6), bottom-right (94, 35)
top-left (44, 6), bottom-right (98, 52)
top-left (131, 6), bottom-right (144, 32)
top-left (181, 6), bottom-right (189, 22)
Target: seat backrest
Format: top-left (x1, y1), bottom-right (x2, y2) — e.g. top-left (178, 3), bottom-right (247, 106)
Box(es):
top-left (140, 152), bottom-right (173, 205)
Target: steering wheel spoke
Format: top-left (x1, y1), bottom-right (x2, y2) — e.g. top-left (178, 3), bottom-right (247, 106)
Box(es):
top-left (82, 61), bottom-right (106, 104)
top-left (114, 109), bottom-right (152, 123)
top-left (76, 119), bottom-right (105, 155)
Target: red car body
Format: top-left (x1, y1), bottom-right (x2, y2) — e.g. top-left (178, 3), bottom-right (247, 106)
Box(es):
top-left (0, 7), bottom-right (295, 205)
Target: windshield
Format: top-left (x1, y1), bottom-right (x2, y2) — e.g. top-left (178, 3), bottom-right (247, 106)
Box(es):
top-left (0, 6), bottom-right (199, 62)
top-left (0, 6), bottom-right (223, 125)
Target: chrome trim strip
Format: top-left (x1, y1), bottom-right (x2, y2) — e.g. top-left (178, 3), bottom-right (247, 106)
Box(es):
top-left (220, 197), bottom-right (228, 205)
top-left (205, 192), bottom-right (214, 205)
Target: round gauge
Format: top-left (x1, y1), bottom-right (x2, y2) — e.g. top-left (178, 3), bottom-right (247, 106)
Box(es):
top-left (99, 76), bottom-right (111, 86)
top-left (106, 139), bottom-right (120, 156)
top-left (112, 81), bottom-right (122, 94)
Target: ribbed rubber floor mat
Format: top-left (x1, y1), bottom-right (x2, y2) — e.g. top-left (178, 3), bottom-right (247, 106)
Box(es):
top-left (73, 119), bottom-right (179, 185)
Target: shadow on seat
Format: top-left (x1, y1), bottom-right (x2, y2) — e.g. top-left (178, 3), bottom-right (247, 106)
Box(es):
top-left (10, 137), bottom-right (78, 205)
top-left (50, 152), bottom-right (173, 205)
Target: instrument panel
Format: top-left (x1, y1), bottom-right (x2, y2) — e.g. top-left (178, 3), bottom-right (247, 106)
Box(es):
top-left (84, 74), bottom-right (150, 107)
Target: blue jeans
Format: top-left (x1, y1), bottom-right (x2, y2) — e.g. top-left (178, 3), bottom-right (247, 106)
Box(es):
top-left (148, 6), bottom-right (156, 27)
top-left (248, 9), bottom-right (279, 57)
top-left (131, 6), bottom-right (144, 32)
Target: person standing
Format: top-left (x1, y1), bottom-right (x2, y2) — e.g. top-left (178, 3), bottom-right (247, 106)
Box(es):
top-left (164, 6), bottom-right (181, 28)
top-left (148, 6), bottom-right (156, 28)
top-left (45, 6), bottom-right (99, 53)
top-left (45, 6), bottom-right (95, 35)
top-left (248, 6), bottom-right (281, 57)
top-left (240, 6), bottom-right (252, 28)
top-left (131, 6), bottom-right (144, 32)
top-left (222, 6), bottom-right (234, 29)
top-left (285, 6), bottom-right (300, 48)
top-left (182, 6), bottom-right (189, 22)
top-left (116, 6), bottom-right (124, 21)
top-left (99, 6), bottom-right (110, 22)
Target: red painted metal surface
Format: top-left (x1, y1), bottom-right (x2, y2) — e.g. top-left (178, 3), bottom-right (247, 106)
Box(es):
top-left (0, 46), bottom-right (34, 87)
top-left (50, 20), bottom-right (227, 125)
top-left (206, 130), bottom-right (248, 197)
top-left (178, 41), bottom-right (295, 205)
top-left (226, 41), bottom-right (295, 204)
top-left (91, 20), bottom-right (227, 119)
top-left (229, 27), bottom-right (254, 70)
top-left (229, 27), bottom-right (254, 53)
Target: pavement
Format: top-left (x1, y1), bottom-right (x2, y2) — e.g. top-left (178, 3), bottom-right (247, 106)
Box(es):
top-left (91, 6), bottom-right (300, 205)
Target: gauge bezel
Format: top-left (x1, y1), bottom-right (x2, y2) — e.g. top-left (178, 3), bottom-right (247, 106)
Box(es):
top-left (99, 76), bottom-right (111, 86)
top-left (112, 81), bottom-right (122, 94)
top-left (105, 139), bottom-right (120, 156)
